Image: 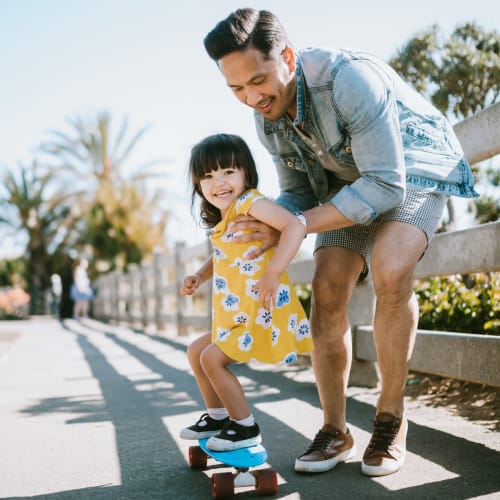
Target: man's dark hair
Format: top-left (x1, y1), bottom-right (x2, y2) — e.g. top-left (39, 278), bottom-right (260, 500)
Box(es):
top-left (204, 8), bottom-right (289, 61)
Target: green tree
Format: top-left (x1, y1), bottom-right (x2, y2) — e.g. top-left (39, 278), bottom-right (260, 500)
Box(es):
top-left (390, 22), bottom-right (500, 226)
top-left (474, 165), bottom-right (500, 224)
top-left (0, 161), bottom-right (79, 312)
top-left (390, 23), bottom-right (500, 118)
top-left (0, 257), bottom-right (28, 289)
top-left (390, 23), bottom-right (499, 335)
top-left (40, 111), bottom-right (170, 272)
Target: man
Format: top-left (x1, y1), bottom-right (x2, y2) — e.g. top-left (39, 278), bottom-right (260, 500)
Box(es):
top-left (203, 8), bottom-right (478, 476)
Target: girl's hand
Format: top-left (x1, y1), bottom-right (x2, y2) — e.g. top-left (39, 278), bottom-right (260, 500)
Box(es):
top-left (254, 270), bottom-right (280, 311)
top-left (229, 215), bottom-right (280, 259)
top-left (181, 274), bottom-right (201, 296)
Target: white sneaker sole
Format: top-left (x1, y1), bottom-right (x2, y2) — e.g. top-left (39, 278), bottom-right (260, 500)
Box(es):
top-left (179, 428), bottom-right (221, 440)
top-left (361, 452), bottom-right (406, 476)
top-left (206, 435), bottom-right (262, 451)
top-left (295, 446), bottom-right (357, 473)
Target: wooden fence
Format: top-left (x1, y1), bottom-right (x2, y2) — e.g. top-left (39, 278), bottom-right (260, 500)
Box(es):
top-left (93, 103), bottom-right (500, 388)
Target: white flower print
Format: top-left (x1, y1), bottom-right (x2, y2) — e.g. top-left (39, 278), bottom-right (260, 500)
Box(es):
top-left (271, 326), bottom-right (280, 346)
top-left (216, 327), bottom-right (231, 342)
top-left (233, 312), bottom-right (249, 325)
top-left (222, 293), bottom-right (240, 311)
top-left (255, 308), bottom-right (273, 329)
top-left (238, 332), bottom-right (253, 352)
top-left (230, 258), bottom-right (260, 276)
top-left (222, 231), bottom-right (236, 243)
top-left (295, 319), bottom-right (311, 341)
top-left (245, 279), bottom-right (259, 301)
top-left (288, 313), bottom-right (298, 333)
top-left (213, 246), bottom-right (227, 261)
top-left (283, 352), bottom-right (298, 364)
top-left (275, 284), bottom-right (291, 308)
top-left (213, 274), bottom-right (228, 295)
top-left (235, 191), bottom-right (261, 210)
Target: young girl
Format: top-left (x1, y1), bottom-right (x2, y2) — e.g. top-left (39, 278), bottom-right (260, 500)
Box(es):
top-left (179, 133), bottom-right (313, 451)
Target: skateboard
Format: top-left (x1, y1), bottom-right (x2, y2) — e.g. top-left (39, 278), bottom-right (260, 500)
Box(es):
top-left (188, 438), bottom-right (278, 499)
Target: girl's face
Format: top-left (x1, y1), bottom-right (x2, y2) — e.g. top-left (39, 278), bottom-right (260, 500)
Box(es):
top-left (199, 167), bottom-right (246, 217)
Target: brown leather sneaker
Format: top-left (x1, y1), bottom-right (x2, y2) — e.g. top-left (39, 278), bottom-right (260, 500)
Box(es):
top-left (361, 412), bottom-right (407, 476)
top-left (295, 425), bottom-right (356, 473)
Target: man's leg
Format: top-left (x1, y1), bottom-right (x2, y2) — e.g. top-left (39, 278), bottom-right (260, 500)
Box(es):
top-left (371, 221), bottom-right (426, 413)
top-left (311, 247), bottom-right (364, 429)
top-left (362, 220), bottom-right (427, 476)
top-left (295, 246), bottom-right (364, 472)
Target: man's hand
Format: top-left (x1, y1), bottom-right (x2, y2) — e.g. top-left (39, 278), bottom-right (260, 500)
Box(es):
top-left (229, 214), bottom-right (280, 259)
top-left (181, 274), bottom-right (201, 296)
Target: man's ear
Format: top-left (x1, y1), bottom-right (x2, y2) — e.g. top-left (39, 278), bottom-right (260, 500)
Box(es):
top-left (282, 46), bottom-right (296, 72)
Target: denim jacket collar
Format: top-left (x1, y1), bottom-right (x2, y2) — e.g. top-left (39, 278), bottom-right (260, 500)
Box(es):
top-left (295, 56), bottom-right (306, 126)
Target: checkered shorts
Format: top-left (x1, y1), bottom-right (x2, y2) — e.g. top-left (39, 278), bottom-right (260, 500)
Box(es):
top-left (315, 188), bottom-right (449, 280)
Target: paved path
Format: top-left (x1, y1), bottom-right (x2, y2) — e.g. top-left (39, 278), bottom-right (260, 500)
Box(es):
top-left (0, 318), bottom-right (499, 499)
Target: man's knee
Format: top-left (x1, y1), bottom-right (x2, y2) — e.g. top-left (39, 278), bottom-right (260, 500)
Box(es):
top-left (311, 272), bottom-right (351, 312)
top-left (371, 260), bottom-right (414, 297)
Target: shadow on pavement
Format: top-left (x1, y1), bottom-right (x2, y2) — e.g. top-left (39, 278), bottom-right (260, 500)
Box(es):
top-left (9, 321), bottom-right (500, 500)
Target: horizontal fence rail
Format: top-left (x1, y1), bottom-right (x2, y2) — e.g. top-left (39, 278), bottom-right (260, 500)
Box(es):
top-left (93, 104), bottom-right (500, 387)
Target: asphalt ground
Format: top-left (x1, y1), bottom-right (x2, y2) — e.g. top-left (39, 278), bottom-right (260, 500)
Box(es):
top-left (1, 318), bottom-right (499, 499)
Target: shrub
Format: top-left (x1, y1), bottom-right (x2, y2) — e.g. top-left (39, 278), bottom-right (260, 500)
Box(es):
top-left (0, 287), bottom-right (30, 320)
top-left (295, 272), bottom-right (499, 335)
top-left (414, 272), bottom-right (499, 335)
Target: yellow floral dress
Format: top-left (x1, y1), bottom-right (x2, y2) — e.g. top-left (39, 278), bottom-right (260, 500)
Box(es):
top-left (210, 189), bottom-right (313, 364)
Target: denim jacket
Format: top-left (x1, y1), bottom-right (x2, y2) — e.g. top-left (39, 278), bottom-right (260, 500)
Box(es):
top-left (255, 47), bottom-right (478, 224)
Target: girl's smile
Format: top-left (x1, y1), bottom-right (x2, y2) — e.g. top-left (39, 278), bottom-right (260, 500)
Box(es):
top-left (200, 167), bottom-right (247, 217)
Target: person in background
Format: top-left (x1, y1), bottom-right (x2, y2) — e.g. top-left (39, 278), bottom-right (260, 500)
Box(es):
top-left (71, 258), bottom-right (93, 318)
top-left (203, 8), bottom-right (478, 476)
top-left (179, 133), bottom-right (313, 451)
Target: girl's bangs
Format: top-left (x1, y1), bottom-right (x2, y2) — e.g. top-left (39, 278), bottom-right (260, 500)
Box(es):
top-left (191, 139), bottom-right (239, 179)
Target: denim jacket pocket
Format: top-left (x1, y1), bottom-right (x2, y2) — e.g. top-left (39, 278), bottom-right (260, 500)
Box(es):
top-left (277, 153), bottom-right (309, 173)
top-left (404, 120), bottom-right (448, 152)
top-left (331, 136), bottom-right (356, 166)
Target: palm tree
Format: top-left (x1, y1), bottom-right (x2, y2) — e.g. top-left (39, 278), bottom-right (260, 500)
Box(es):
top-left (40, 111), bottom-right (171, 271)
top-left (0, 161), bottom-right (81, 312)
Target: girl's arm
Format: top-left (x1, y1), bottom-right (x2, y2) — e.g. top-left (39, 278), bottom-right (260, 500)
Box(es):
top-left (194, 254), bottom-right (214, 283)
top-left (181, 253), bottom-right (213, 296)
top-left (248, 199), bottom-right (306, 309)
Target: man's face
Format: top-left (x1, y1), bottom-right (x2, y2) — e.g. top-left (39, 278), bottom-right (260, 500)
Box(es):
top-left (218, 46), bottom-right (297, 121)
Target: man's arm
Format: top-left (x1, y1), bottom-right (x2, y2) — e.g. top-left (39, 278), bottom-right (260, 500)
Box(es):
top-left (231, 157), bottom-right (317, 257)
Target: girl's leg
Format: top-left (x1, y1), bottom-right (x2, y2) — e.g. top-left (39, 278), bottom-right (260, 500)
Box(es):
top-left (187, 332), bottom-right (224, 409)
top-left (73, 301), bottom-right (82, 318)
top-left (200, 343), bottom-right (250, 421)
top-left (81, 300), bottom-right (89, 317)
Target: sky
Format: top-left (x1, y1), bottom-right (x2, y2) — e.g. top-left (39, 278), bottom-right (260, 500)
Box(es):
top-left (1, 0), bottom-right (498, 259)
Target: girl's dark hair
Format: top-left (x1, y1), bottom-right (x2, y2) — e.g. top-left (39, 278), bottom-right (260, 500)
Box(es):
top-left (204, 8), bottom-right (289, 61)
top-left (189, 133), bottom-right (259, 228)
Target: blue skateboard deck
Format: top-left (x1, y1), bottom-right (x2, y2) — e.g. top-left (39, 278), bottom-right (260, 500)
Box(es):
top-left (198, 438), bottom-right (268, 468)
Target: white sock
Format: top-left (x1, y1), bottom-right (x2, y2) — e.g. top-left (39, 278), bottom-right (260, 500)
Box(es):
top-left (207, 408), bottom-right (229, 420)
top-left (234, 414), bottom-right (255, 427)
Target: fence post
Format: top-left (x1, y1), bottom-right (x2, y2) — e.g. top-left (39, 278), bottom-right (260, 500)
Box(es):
top-left (153, 250), bottom-right (165, 331)
top-left (174, 241), bottom-right (188, 336)
top-left (348, 278), bottom-right (379, 388)
top-left (205, 238), bottom-right (212, 332)
top-left (118, 269), bottom-right (129, 324)
top-left (140, 262), bottom-right (151, 329)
